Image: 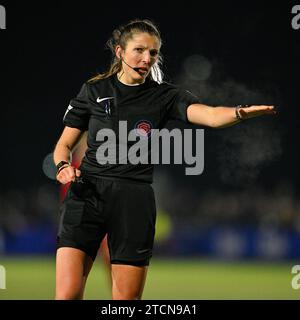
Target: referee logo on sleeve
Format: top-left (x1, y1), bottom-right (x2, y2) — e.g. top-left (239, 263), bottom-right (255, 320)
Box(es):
top-left (63, 105), bottom-right (73, 120)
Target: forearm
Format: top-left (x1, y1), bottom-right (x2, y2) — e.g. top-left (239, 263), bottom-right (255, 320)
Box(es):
top-left (53, 143), bottom-right (72, 166)
top-left (187, 103), bottom-right (275, 128)
top-left (187, 104), bottom-right (239, 128)
top-left (54, 141), bottom-right (83, 184)
top-left (53, 127), bottom-right (84, 166)
top-left (210, 106), bottom-right (240, 128)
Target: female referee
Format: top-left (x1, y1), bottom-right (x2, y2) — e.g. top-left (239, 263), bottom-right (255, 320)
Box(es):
top-left (53, 19), bottom-right (276, 300)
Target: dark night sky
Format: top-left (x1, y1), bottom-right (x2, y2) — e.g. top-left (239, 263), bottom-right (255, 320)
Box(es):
top-left (1, 1), bottom-right (299, 194)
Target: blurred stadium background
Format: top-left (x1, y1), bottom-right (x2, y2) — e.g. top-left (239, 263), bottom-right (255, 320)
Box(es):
top-left (1, 1), bottom-right (300, 299)
top-left (1, 168), bottom-right (300, 299)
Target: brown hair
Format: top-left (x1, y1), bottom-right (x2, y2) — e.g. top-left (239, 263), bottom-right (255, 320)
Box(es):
top-left (89, 19), bottom-right (163, 83)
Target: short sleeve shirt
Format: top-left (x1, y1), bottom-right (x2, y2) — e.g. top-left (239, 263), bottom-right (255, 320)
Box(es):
top-left (63, 74), bottom-right (200, 183)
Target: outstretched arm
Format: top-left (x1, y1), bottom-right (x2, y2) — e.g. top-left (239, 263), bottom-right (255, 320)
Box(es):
top-left (187, 104), bottom-right (276, 128)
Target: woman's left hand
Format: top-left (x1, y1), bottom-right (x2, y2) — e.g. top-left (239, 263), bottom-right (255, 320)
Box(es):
top-left (239, 105), bottom-right (276, 120)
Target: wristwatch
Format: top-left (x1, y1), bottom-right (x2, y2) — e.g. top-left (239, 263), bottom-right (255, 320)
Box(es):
top-left (235, 104), bottom-right (251, 121)
top-left (56, 160), bottom-right (70, 174)
top-left (235, 105), bottom-right (243, 120)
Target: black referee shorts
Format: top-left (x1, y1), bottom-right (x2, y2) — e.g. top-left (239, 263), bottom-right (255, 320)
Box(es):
top-left (57, 176), bottom-right (156, 266)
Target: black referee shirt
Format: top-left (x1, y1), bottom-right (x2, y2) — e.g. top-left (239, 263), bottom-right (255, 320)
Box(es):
top-left (63, 74), bottom-right (200, 183)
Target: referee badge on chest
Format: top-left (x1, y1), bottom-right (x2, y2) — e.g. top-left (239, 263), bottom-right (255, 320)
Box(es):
top-left (96, 96), bottom-right (114, 117)
top-left (134, 119), bottom-right (153, 138)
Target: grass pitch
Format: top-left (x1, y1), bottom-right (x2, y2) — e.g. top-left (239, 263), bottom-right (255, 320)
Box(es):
top-left (0, 256), bottom-right (299, 300)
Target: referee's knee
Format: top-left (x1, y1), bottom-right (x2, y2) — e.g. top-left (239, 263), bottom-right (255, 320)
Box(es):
top-left (55, 288), bottom-right (83, 300)
top-left (112, 280), bottom-right (144, 300)
top-left (112, 290), bottom-right (142, 300)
